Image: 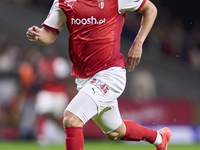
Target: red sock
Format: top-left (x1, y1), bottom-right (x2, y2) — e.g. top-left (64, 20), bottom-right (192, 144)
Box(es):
top-left (121, 120), bottom-right (157, 144)
top-left (64, 127), bottom-right (84, 150)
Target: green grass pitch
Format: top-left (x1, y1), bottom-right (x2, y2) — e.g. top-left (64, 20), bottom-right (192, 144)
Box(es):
top-left (0, 140), bottom-right (199, 150)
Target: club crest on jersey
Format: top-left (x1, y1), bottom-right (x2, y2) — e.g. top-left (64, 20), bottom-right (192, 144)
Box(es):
top-left (97, 0), bottom-right (104, 9)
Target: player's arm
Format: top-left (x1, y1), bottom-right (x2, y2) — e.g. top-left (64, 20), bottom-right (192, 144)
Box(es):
top-left (127, 0), bottom-right (157, 71)
top-left (26, 25), bottom-right (58, 46)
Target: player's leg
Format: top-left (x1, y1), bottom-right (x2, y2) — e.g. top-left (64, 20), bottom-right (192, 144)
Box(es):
top-left (89, 67), bottom-right (171, 149)
top-left (92, 99), bottom-right (126, 140)
top-left (93, 100), bottom-right (161, 144)
top-left (63, 91), bottom-right (99, 150)
top-left (93, 100), bottom-right (172, 150)
top-left (63, 110), bottom-right (84, 150)
top-left (120, 120), bottom-right (159, 143)
top-left (62, 66), bottom-right (126, 150)
top-left (110, 120), bottom-right (172, 150)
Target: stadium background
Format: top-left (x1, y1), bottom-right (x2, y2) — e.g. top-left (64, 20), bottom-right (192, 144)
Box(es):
top-left (0, 0), bottom-right (200, 148)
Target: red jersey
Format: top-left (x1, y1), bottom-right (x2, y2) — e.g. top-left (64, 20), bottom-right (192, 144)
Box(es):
top-left (42, 0), bottom-right (146, 78)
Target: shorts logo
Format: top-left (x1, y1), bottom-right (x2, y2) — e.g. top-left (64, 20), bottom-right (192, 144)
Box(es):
top-left (90, 78), bottom-right (109, 94)
top-left (97, 0), bottom-right (104, 9)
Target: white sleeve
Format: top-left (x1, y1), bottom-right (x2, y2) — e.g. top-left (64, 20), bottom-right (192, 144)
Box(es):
top-left (42, 0), bottom-right (67, 34)
top-left (118, 0), bottom-right (146, 14)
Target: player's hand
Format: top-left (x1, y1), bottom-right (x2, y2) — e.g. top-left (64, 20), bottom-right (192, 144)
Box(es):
top-left (26, 25), bottom-right (41, 42)
top-left (127, 42), bottom-right (143, 72)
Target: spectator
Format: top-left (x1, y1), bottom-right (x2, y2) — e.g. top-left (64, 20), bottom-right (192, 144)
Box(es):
top-left (34, 46), bottom-right (71, 144)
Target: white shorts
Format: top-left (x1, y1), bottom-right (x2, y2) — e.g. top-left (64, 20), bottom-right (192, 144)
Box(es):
top-left (66, 67), bottom-right (126, 134)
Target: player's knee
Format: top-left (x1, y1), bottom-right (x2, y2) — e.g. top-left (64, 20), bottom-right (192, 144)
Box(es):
top-left (106, 122), bottom-right (126, 140)
top-left (63, 110), bottom-right (84, 128)
top-left (106, 131), bottom-right (121, 141)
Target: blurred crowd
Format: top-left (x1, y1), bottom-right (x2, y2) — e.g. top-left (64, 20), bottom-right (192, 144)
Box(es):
top-left (0, 32), bottom-right (76, 141)
top-left (151, 8), bottom-right (200, 72)
top-left (3, 0), bottom-right (54, 9)
top-left (123, 8), bottom-right (200, 73)
top-left (0, 0), bottom-right (200, 141)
